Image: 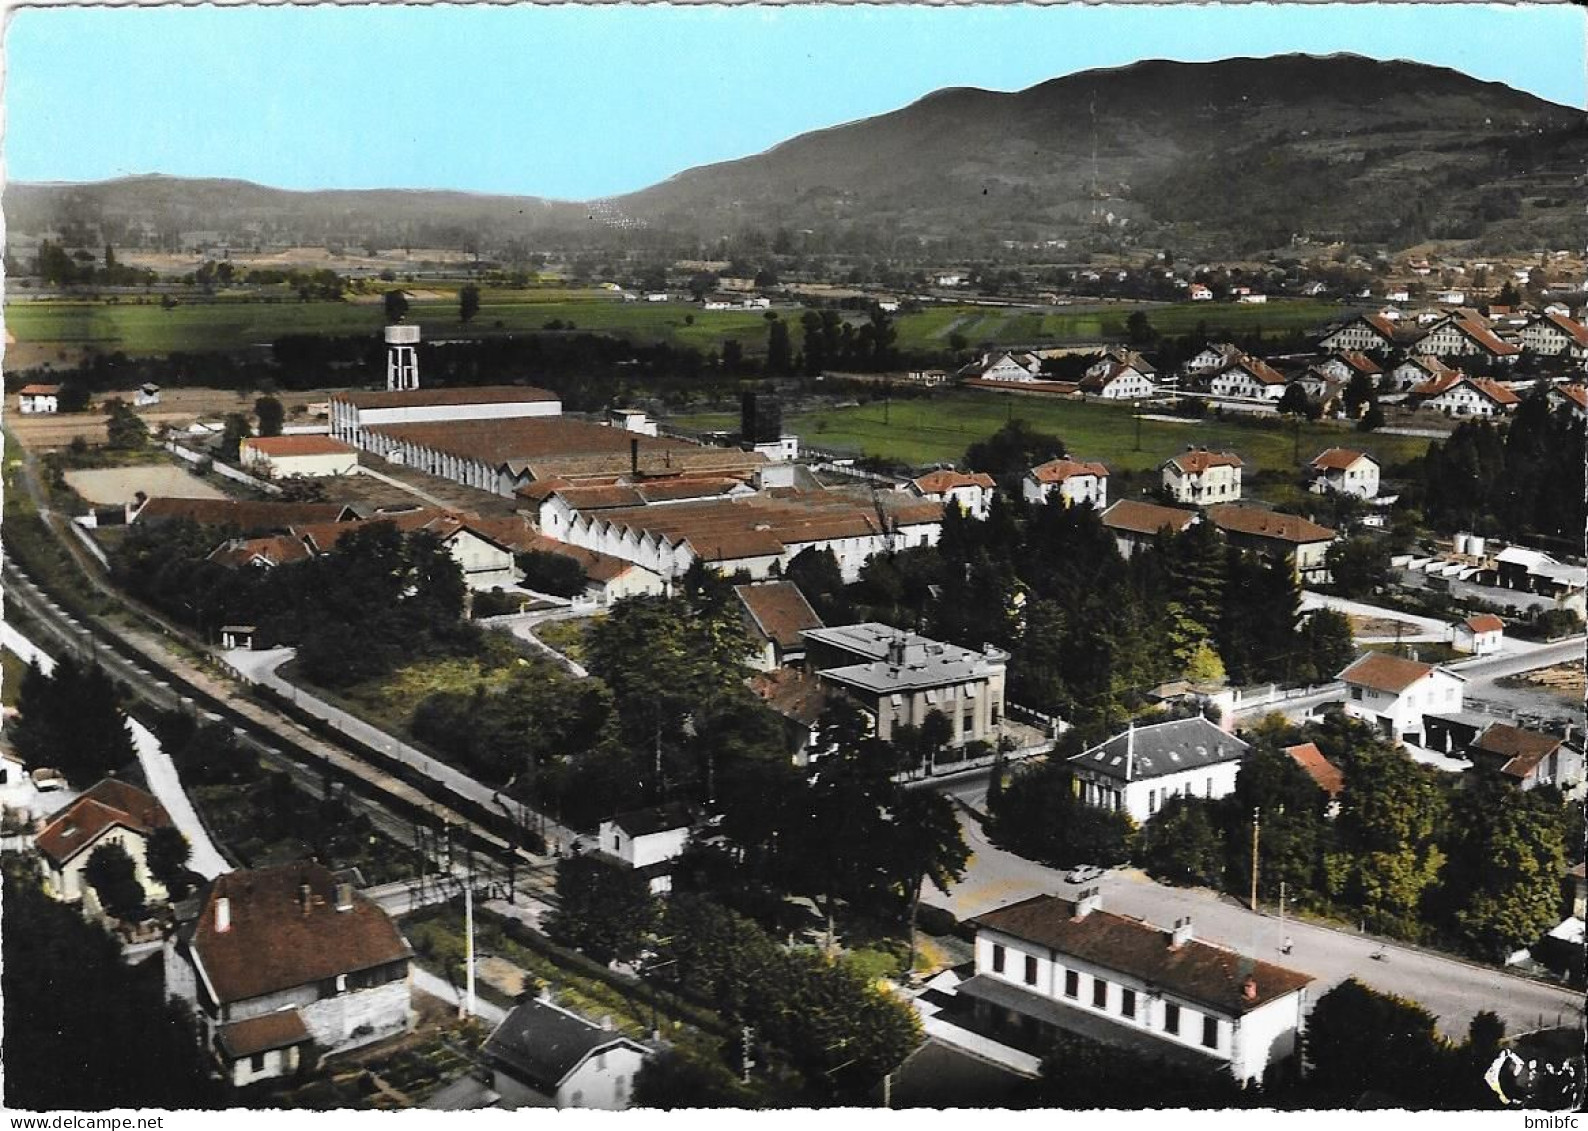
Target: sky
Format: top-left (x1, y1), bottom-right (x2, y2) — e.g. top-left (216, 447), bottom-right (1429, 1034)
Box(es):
top-left (4, 3), bottom-right (1584, 201)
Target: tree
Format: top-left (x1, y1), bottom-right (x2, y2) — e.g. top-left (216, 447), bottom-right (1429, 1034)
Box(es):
top-left (543, 851), bottom-right (657, 965)
top-left (459, 283), bottom-right (481, 325)
top-left (10, 657), bottom-right (137, 789)
top-left (633, 1048), bottom-right (754, 1108)
top-left (83, 843), bottom-right (146, 921)
top-left (1294, 609), bottom-right (1356, 685)
top-left (515, 549), bottom-right (588, 598)
top-left (1125, 310), bottom-right (1156, 345)
top-left (1343, 372), bottom-right (1374, 419)
top-left (103, 398), bottom-right (148, 451)
top-left (890, 790), bottom-right (970, 972)
top-left (219, 412), bottom-right (251, 462)
top-left (963, 419), bottom-right (1067, 492)
top-left (253, 394), bottom-right (285, 438)
top-left (765, 317), bottom-right (793, 376)
top-left (988, 760), bottom-right (1132, 868)
top-left (145, 826), bottom-right (194, 900)
top-left (1277, 383), bottom-right (1313, 418)
top-left (1330, 750), bottom-right (1449, 936)
top-left (383, 288), bottom-right (410, 323)
top-left (1136, 796), bottom-right (1224, 887)
top-left (1440, 782), bottom-right (1568, 962)
top-left (1303, 979), bottom-right (1458, 1107)
top-left (1359, 403), bottom-right (1385, 432)
top-left (1326, 536), bottom-right (1390, 598)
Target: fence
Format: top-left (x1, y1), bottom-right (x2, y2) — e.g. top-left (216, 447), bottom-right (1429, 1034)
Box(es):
top-left (163, 441), bottom-right (281, 495)
top-left (1005, 701), bottom-right (1067, 737)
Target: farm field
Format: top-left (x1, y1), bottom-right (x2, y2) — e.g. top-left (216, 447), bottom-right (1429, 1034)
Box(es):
top-left (4, 294), bottom-right (780, 358)
top-left (672, 391), bottom-right (1436, 474)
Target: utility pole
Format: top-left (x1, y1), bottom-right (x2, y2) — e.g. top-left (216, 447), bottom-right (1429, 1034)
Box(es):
top-left (1250, 808), bottom-right (1260, 913)
top-left (462, 880), bottom-right (476, 1020)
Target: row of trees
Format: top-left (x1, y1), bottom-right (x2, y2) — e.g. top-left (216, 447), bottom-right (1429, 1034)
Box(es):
top-left (11, 655), bottom-right (136, 789)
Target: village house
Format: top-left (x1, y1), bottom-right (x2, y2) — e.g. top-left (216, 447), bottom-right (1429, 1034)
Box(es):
top-left (1022, 458), bottom-right (1109, 510)
top-left (1307, 448), bottom-right (1380, 498)
top-left (967, 351), bottom-right (1045, 383)
top-left (481, 997), bottom-right (651, 1110)
top-left (16, 383), bottom-right (61, 414)
top-left (1080, 349), bottom-right (1159, 400)
top-left (1413, 316), bottom-right (1522, 364)
top-left (1289, 369), bottom-right (1346, 414)
top-left (962, 893), bottom-right (1313, 1085)
top-left (802, 624), bottom-right (1007, 750)
top-left (1387, 354), bottom-right (1459, 393)
top-left (734, 581), bottom-right (824, 671)
top-left (1410, 373), bottom-right (1520, 418)
top-left (1317, 351), bottom-right (1383, 387)
top-left (164, 862), bottom-right (414, 1087)
top-left (1189, 283), bottom-right (1214, 301)
top-left (1206, 506), bottom-right (1336, 585)
top-left (1207, 356), bottom-right (1288, 401)
top-left (1068, 716), bottom-right (1249, 824)
top-left (595, 802), bottom-right (692, 895)
top-left (909, 469), bottom-right (997, 520)
top-left (750, 668), bottom-right (838, 767)
top-left (1317, 313), bottom-right (1398, 354)
top-left (1099, 500), bottom-right (1199, 558)
top-left (1184, 342), bottom-right (1242, 375)
top-left (1547, 383), bottom-right (1588, 421)
top-left (1281, 743), bottom-right (1344, 819)
top-left (1517, 312), bottom-right (1588, 361)
top-left (36, 779), bottom-right (173, 913)
top-left (238, 435), bottom-right (360, 479)
top-left (1161, 450), bottom-right (1243, 506)
top-left (1450, 613), bottom-right (1504, 656)
top-left (1338, 653), bottom-right (1465, 747)
top-left (1466, 724), bottom-right (1584, 794)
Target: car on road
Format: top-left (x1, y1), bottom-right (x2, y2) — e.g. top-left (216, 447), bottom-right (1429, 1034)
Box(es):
top-left (1065, 864), bottom-right (1105, 885)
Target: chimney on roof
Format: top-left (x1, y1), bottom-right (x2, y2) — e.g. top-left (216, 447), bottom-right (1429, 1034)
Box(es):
top-left (1074, 886), bottom-right (1102, 920)
top-left (214, 896), bottom-right (231, 933)
top-left (1242, 976), bottom-right (1258, 1002)
top-left (1125, 723), bottom-right (1135, 781)
top-left (299, 881), bottom-right (313, 917)
top-left (1170, 917), bottom-right (1193, 949)
top-left (630, 437), bottom-right (639, 477)
top-left (336, 882), bottom-right (354, 912)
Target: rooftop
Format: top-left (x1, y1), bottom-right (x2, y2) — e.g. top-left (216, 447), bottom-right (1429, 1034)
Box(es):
top-left (1099, 499), bottom-right (1198, 537)
top-left (1282, 742), bottom-right (1344, 800)
top-left (1471, 723), bottom-right (1570, 781)
top-left (912, 469), bottom-right (996, 495)
top-left (134, 497), bottom-right (355, 532)
top-left (332, 385), bottom-right (560, 409)
top-left (1206, 505), bottom-right (1336, 545)
top-left (734, 581), bottom-right (824, 650)
top-left (217, 1010), bottom-right (311, 1060)
top-left (1069, 716), bottom-right (1248, 783)
top-left (36, 780), bottom-right (172, 867)
top-left (1165, 450), bottom-right (1244, 475)
top-left (241, 435), bottom-right (357, 458)
top-left (482, 998), bottom-right (647, 1094)
top-left (1029, 457), bottom-right (1109, 484)
top-left (1338, 652), bottom-right (1448, 694)
top-left (605, 801), bottom-right (692, 839)
top-left (1310, 448), bottom-right (1375, 473)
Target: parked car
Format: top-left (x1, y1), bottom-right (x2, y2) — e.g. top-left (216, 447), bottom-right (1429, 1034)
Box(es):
top-left (1065, 864), bottom-right (1105, 885)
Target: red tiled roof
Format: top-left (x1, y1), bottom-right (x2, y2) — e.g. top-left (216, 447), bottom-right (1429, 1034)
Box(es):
top-left (1463, 614), bottom-right (1505, 635)
top-left (331, 385), bottom-right (559, 408)
top-left (1471, 723), bottom-right (1566, 781)
top-left (1410, 372), bottom-right (1464, 398)
top-left (134, 497), bottom-right (354, 531)
top-left (1099, 499), bottom-right (1198, 537)
top-left (1208, 505), bottom-right (1335, 545)
top-left (207, 534), bottom-right (314, 569)
top-left (1541, 312), bottom-right (1588, 348)
top-left (240, 435), bottom-right (357, 458)
top-left (1552, 384), bottom-right (1588, 411)
top-left (1310, 448), bottom-right (1373, 473)
top-left (735, 581), bottom-right (824, 650)
top-left (971, 895), bottom-right (1313, 1015)
top-left (1166, 450), bottom-right (1243, 475)
top-left (1334, 350), bottom-right (1383, 375)
top-left (1029, 458), bottom-right (1109, 484)
top-left (17, 384), bottom-right (62, 396)
top-left (1468, 378), bottom-right (1521, 406)
top-left (750, 668), bottom-right (834, 728)
top-left (1338, 652), bottom-right (1437, 694)
top-left (1226, 356), bottom-right (1287, 386)
top-left (912, 469), bottom-right (996, 495)
top-left (188, 863), bottom-right (411, 1005)
top-left (36, 780), bottom-right (171, 867)
top-left (1282, 742), bottom-right (1344, 800)
top-left (961, 377), bottom-right (1080, 397)
top-left (217, 1010), bottom-right (311, 1060)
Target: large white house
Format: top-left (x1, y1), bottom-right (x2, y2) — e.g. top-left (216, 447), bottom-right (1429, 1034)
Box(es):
top-left (1339, 653), bottom-right (1465, 747)
top-left (910, 469), bottom-right (997, 520)
top-left (16, 383), bottom-right (61, 414)
top-left (1068, 716), bottom-right (1250, 824)
top-left (1413, 317), bottom-right (1521, 364)
top-left (1022, 458), bottom-right (1109, 509)
top-left (963, 893), bottom-right (1314, 1085)
top-left (1318, 314), bottom-right (1398, 354)
top-left (1162, 450), bottom-right (1243, 505)
top-left (1307, 448), bottom-right (1380, 499)
top-left (1208, 356), bottom-right (1288, 401)
top-left (1411, 373), bottom-right (1520, 418)
top-left (1518, 312), bottom-right (1588, 358)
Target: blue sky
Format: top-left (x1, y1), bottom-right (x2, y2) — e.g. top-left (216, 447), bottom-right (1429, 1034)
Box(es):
top-left (6, 3), bottom-right (1583, 200)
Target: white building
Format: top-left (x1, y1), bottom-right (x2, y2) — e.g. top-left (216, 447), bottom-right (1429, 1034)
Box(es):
top-left (1208, 357), bottom-right (1287, 401)
top-left (910, 469), bottom-right (997, 520)
top-left (1413, 317), bottom-right (1522, 364)
top-left (1318, 314), bottom-right (1397, 354)
top-left (1518, 312), bottom-right (1588, 360)
top-left (482, 999), bottom-right (650, 1110)
top-left (1411, 373), bottom-right (1520, 418)
top-left (1308, 448), bottom-right (1380, 498)
top-left (1450, 613), bottom-right (1504, 656)
top-left (1162, 450), bottom-right (1243, 505)
top-left (35, 780), bottom-right (173, 912)
top-left (238, 435), bottom-right (360, 479)
top-left (16, 383), bottom-right (61, 414)
top-left (596, 802), bottom-right (691, 895)
top-left (1068, 716), bottom-right (1249, 824)
top-left (605, 408), bottom-right (659, 436)
top-left (329, 386), bottom-right (563, 447)
top-left (1339, 653), bottom-right (1465, 747)
top-left (963, 893), bottom-right (1313, 1085)
top-left (1022, 458), bottom-right (1109, 510)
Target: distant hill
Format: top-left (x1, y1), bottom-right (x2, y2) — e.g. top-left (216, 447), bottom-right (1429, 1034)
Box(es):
top-left (8, 54), bottom-right (1585, 258)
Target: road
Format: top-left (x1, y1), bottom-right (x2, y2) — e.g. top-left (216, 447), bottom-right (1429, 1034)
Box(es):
top-left (926, 808), bottom-right (1583, 1040)
top-left (1300, 590), bottom-right (1451, 642)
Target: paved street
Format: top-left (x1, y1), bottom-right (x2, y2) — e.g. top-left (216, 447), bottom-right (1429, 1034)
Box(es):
top-left (926, 810), bottom-right (1583, 1039)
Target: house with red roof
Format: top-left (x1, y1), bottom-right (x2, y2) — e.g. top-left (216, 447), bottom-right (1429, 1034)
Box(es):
top-left (1317, 351), bottom-right (1383, 386)
top-left (1413, 316), bottom-right (1522, 364)
top-left (1411, 373), bottom-right (1520, 418)
top-left (909, 468), bottom-right (997, 520)
top-left (36, 779), bottom-right (173, 912)
top-left (1387, 354), bottom-right (1459, 393)
top-left (734, 581), bottom-right (824, 671)
top-left (1450, 613), bottom-right (1504, 656)
top-left (164, 862), bottom-right (413, 1086)
top-left (238, 434), bottom-right (359, 479)
top-left (1338, 653), bottom-right (1465, 747)
top-left (1099, 499), bottom-right (1198, 559)
top-left (1282, 742), bottom-right (1344, 818)
top-left (1547, 383), bottom-right (1588, 421)
top-left (1518, 312), bottom-right (1588, 360)
top-left (1318, 313), bottom-right (1398, 354)
top-left (1022, 457), bottom-right (1109, 510)
top-left (1466, 723), bottom-right (1583, 794)
top-left (1161, 450), bottom-right (1243, 505)
top-left (1208, 355), bottom-right (1288, 402)
top-left (961, 892), bottom-right (1313, 1084)
top-left (1307, 448), bottom-right (1380, 499)
top-left (16, 383), bottom-right (61, 414)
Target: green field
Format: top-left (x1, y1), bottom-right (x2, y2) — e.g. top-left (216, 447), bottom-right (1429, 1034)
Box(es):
top-left (4, 294), bottom-right (777, 357)
top-left (675, 391), bottom-right (1434, 475)
top-left (892, 299), bottom-right (1344, 351)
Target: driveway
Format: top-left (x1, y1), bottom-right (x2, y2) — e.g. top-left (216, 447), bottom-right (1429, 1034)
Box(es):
top-left (928, 810), bottom-right (1583, 1039)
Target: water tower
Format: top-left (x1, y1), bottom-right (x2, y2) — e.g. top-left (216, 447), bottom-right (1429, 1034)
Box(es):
top-left (385, 324), bottom-right (421, 391)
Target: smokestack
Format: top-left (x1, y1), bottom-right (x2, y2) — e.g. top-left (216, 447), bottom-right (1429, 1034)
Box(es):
top-left (630, 437), bottom-right (639, 477)
top-left (299, 882), bottom-right (312, 917)
top-left (214, 896), bottom-right (231, 933)
top-left (336, 882), bottom-right (354, 912)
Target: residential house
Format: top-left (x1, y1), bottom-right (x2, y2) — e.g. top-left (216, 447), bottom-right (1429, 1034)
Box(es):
top-left (1517, 313), bottom-right (1588, 358)
top-left (1099, 500), bottom-right (1198, 559)
top-left (1184, 342), bottom-right (1241, 375)
top-left (963, 894), bottom-right (1313, 1085)
top-left (1162, 450), bottom-right (1243, 506)
top-left (163, 863), bottom-right (414, 1086)
top-left (134, 383), bottom-right (162, 407)
top-left (1338, 653), bottom-right (1465, 747)
top-left (1307, 449), bottom-right (1380, 499)
top-left (1189, 283), bottom-right (1214, 302)
top-left (238, 435), bottom-right (360, 479)
top-left (1318, 314), bottom-right (1397, 354)
top-left (1411, 373), bottom-right (1520, 418)
top-left (1206, 506), bottom-right (1336, 585)
top-left (1289, 369), bottom-right (1345, 412)
top-left (17, 384), bottom-right (61, 414)
top-left (1547, 383), bottom-right (1588, 421)
top-left (1282, 743), bottom-right (1344, 818)
top-left (1080, 349), bottom-right (1158, 400)
top-left (802, 624), bottom-right (1007, 750)
top-left (1318, 351), bottom-right (1383, 387)
top-left (734, 581), bottom-right (823, 671)
top-left (1208, 356), bottom-right (1288, 401)
top-left (1466, 724), bottom-right (1584, 794)
top-left (482, 998), bottom-right (650, 1110)
top-left (970, 351), bottom-right (1044, 383)
top-left (595, 803), bottom-right (691, 895)
top-left (1413, 316), bottom-right (1522, 364)
top-left (1387, 354), bottom-right (1459, 393)
top-left (1022, 458), bottom-right (1109, 510)
top-left (1450, 613), bottom-right (1504, 656)
top-left (36, 779), bottom-right (173, 912)
top-left (910, 469), bottom-right (997, 520)
top-left (1068, 716), bottom-right (1250, 823)
top-left (750, 668), bottom-right (838, 767)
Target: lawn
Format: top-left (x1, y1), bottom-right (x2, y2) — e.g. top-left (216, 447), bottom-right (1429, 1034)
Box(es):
top-left (5, 295), bottom-right (779, 357)
top-left (677, 391), bottom-right (1435, 475)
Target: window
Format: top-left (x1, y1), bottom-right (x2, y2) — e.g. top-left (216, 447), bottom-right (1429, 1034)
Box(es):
top-left (250, 1053), bottom-right (266, 1073)
top-left (1121, 989), bottom-right (1136, 1019)
top-left (991, 944), bottom-right (1005, 974)
top-left (1148, 789), bottom-right (1157, 815)
top-left (1202, 1016), bottom-right (1219, 1049)
top-left (1165, 1002), bottom-right (1180, 1035)
top-left (1024, 955), bottom-right (1038, 985)
top-left (1092, 979), bottom-right (1108, 1009)
top-left (1351, 687), bottom-right (1363, 701)
top-left (1206, 777), bottom-right (1213, 797)
top-left (1064, 970), bottom-right (1079, 998)
top-left (991, 703), bottom-right (1001, 727)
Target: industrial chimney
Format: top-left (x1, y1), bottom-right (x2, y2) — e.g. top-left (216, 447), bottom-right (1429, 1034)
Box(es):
top-left (214, 896), bottom-right (231, 933)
